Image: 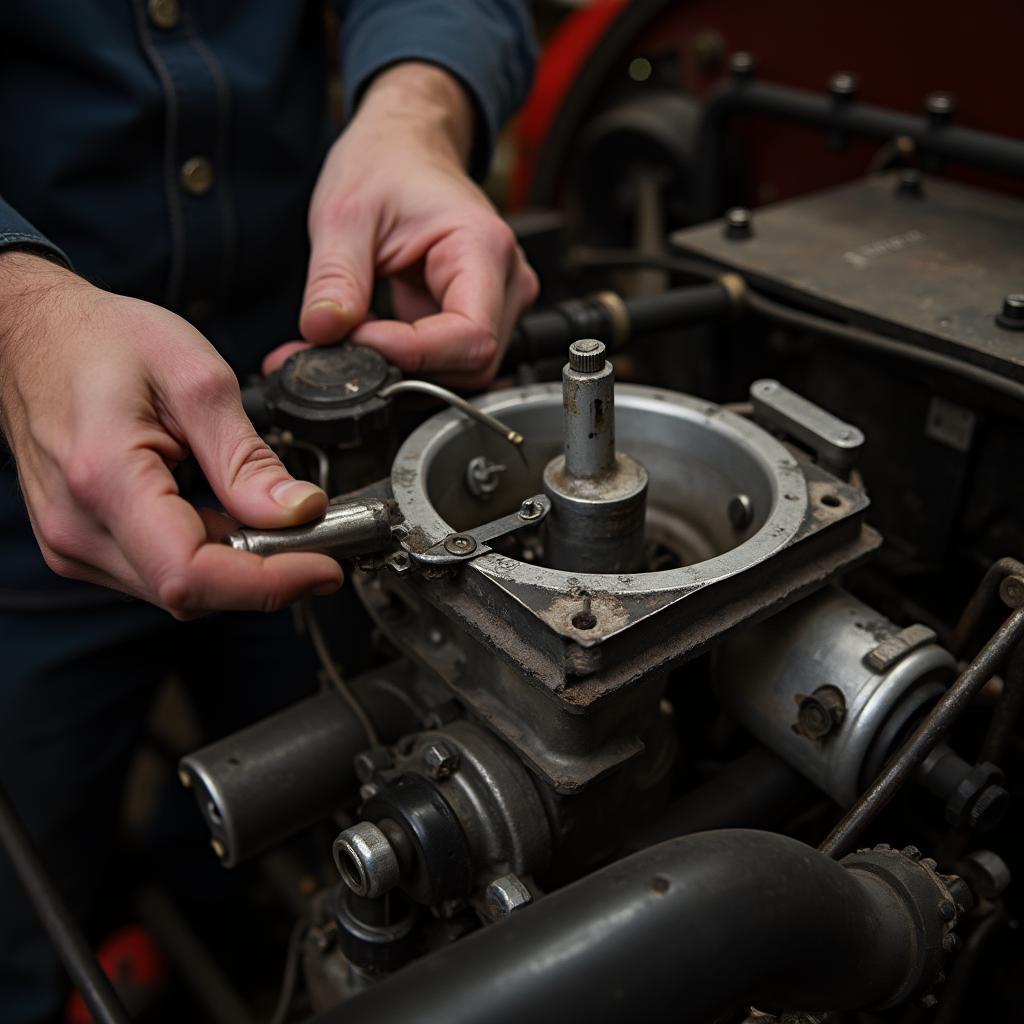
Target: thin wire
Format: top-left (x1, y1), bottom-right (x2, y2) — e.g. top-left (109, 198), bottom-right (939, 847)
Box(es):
top-left (266, 915), bottom-right (309, 1024)
top-left (300, 597), bottom-right (380, 748)
top-left (379, 379), bottom-right (525, 448)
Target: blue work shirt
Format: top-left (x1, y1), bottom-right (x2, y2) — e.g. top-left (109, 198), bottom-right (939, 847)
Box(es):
top-left (0, 0), bottom-right (536, 600)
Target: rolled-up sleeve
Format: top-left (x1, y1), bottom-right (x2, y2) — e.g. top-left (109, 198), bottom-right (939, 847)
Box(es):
top-left (335, 0), bottom-right (536, 178)
top-left (0, 196), bottom-right (70, 266)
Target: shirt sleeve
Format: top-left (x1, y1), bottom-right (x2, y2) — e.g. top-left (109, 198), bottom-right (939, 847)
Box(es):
top-left (334, 0), bottom-right (537, 179)
top-left (0, 195), bottom-right (70, 266)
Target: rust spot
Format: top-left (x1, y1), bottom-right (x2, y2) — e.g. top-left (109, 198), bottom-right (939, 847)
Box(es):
top-left (650, 876), bottom-right (671, 894)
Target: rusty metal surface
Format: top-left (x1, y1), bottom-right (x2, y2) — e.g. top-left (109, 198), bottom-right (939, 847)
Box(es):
top-left (671, 173), bottom-right (1024, 381)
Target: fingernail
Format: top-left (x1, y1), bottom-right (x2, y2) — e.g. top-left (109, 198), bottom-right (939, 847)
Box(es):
top-left (303, 299), bottom-right (350, 321)
top-left (271, 480), bottom-right (324, 511)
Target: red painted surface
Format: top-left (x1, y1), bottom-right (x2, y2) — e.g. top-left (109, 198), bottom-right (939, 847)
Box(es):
top-left (515, 0), bottom-right (1024, 208)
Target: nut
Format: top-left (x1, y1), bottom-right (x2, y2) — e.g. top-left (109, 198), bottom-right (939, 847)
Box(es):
top-left (422, 740), bottom-right (460, 780)
top-left (486, 874), bottom-right (533, 917)
top-left (794, 686), bottom-right (846, 740)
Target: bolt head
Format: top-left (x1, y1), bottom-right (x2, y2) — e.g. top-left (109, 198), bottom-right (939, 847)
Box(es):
top-left (968, 784), bottom-right (1010, 832)
top-left (829, 71), bottom-right (858, 97)
top-left (485, 874), bottom-right (533, 917)
top-left (422, 741), bottom-right (460, 780)
top-left (795, 685), bottom-right (846, 740)
top-left (725, 207), bottom-right (753, 239)
top-left (444, 533), bottom-right (477, 556)
top-left (568, 339), bottom-right (606, 373)
top-left (926, 91), bottom-right (957, 118)
top-left (995, 295), bottom-right (1024, 331)
top-left (730, 51), bottom-right (756, 79)
top-left (519, 498), bottom-right (544, 521)
top-left (333, 821), bottom-right (401, 898)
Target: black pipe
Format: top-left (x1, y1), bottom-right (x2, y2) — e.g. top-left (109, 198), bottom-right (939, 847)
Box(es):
top-left (0, 780), bottom-right (131, 1024)
top-left (502, 281), bottom-right (734, 370)
top-left (179, 665), bottom-right (421, 867)
top-left (313, 830), bottom-right (935, 1024)
top-left (629, 746), bottom-right (816, 850)
top-left (694, 76), bottom-right (1024, 217)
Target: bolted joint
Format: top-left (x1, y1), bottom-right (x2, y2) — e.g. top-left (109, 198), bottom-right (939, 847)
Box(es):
top-left (794, 685), bottom-right (846, 740)
top-left (486, 873), bottom-right (533, 918)
top-left (724, 207), bottom-right (753, 240)
top-left (333, 821), bottom-right (402, 899)
top-left (422, 740), bottom-right (460, 780)
top-left (996, 294), bottom-right (1024, 332)
top-left (828, 70), bottom-right (858, 102)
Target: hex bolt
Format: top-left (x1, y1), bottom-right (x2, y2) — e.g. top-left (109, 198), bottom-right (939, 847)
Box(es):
top-left (896, 168), bottom-right (924, 198)
top-left (828, 71), bottom-right (858, 101)
top-left (729, 51), bottom-right (756, 80)
top-left (724, 207), bottom-right (753, 240)
top-left (959, 849), bottom-right (1012, 900)
top-left (485, 874), bottom-right (533, 917)
top-left (728, 493), bottom-right (754, 530)
top-left (996, 295), bottom-right (1024, 332)
top-left (794, 685), bottom-right (846, 740)
top-left (333, 821), bottom-right (402, 899)
top-left (568, 338), bottom-right (606, 374)
top-left (925, 91), bottom-right (957, 125)
top-left (443, 533), bottom-right (477, 556)
top-left (353, 747), bottom-right (393, 784)
top-left (422, 740), bottom-right (460, 780)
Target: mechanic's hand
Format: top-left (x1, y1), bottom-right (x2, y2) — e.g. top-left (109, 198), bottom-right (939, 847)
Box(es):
top-left (0, 253), bottom-right (343, 617)
top-left (272, 62), bottom-right (538, 389)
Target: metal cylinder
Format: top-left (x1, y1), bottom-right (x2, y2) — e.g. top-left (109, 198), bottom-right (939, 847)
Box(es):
top-left (333, 823), bottom-right (402, 899)
top-left (314, 831), bottom-right (958, 1024)
top-left (714, 587), bottom-right (956, 806)
top-left (542, 340), bottom-right (649, 574)
top-left (178, 667), bottom-right (420, 866)
top-left (563, 340), bottom-right (616, 477)
top-left (222, 497), bottom-right (395, 560)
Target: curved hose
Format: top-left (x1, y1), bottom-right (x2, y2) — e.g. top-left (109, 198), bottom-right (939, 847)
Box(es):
top-left (314, 830), bottom-right (934, 1024)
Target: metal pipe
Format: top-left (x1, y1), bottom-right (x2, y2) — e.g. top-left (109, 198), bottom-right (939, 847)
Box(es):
top-left (693, 77), bottom-right (1024, 217)
top-left (627, 747), bottom-right (816, 851)
top-left (0, 780), bottom-right (131, 1024)
top-left (820, 607), bottom-right (1024, 859)
top-left (949, 556), bottom-right (1024, 658)
top-left (313, 831), bottom-right (941, 1024)
top-left (179, 668), bottom-right (421, 867)
top-left (979, 642), bottom-right (1024, 766)
top-left (223, 497), bottom-right (396, 560)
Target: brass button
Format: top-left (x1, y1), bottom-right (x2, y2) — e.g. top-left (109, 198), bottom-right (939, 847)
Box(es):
top-left (180, 156), bottom-right (214, 197)
top-left (147, 0), bottom-right (179, 30)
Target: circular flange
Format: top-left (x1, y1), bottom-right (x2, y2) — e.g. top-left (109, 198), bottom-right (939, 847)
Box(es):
top-left (390, 383), bottom-right (809, 599)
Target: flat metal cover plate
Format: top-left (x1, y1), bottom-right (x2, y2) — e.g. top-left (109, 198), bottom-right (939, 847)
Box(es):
top-left (670, 173), bottom-right (1024, 381)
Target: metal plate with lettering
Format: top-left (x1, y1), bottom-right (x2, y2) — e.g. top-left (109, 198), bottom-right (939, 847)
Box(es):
top-left (670, 172), bottom-right (1024, 381)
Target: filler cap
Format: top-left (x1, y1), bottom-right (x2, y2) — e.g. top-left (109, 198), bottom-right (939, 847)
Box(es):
top-left (265, 343), bottom-right (401, 445)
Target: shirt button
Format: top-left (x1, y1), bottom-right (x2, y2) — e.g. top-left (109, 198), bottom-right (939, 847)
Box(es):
top-left (147, 0), bottom-right (179, 30)
top-left (180, 156), bottom-right (215, 196)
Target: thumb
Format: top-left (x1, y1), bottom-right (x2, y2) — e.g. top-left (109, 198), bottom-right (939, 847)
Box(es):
top-left (169, 363), bottom-right (328, 528)
top-left (300, 206), bottom-right (376, 344)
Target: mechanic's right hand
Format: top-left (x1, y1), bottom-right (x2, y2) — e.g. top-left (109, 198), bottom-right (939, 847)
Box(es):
top-left (0, 252), bottom-right (343, 618)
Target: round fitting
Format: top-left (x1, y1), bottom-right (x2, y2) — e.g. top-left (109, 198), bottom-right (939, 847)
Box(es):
top-left (996, 295), bottom-right (1024, 332)
top-left (333, 821), bottom-right (401, 898)
top-left (725, 207), bottom-right (753, 239)
top-left (568, 339), bottom-right (606, 374)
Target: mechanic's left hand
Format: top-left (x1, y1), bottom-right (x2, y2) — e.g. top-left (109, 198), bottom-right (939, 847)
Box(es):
top-left (265, 62), bottom-right (538, 390)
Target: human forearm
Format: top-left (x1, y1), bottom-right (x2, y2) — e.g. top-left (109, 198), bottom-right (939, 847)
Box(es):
top-left (356, 61), bottom-right (475, 170)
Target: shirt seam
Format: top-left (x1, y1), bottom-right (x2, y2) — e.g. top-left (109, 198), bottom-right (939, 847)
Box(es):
top-left (129, 0), bottom-right (186, 308)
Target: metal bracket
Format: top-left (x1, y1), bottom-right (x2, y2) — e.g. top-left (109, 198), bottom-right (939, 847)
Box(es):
top-left (401, 495), bottom-right (551, 569)
top-left (750, 379), bottom-right (864, 475)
